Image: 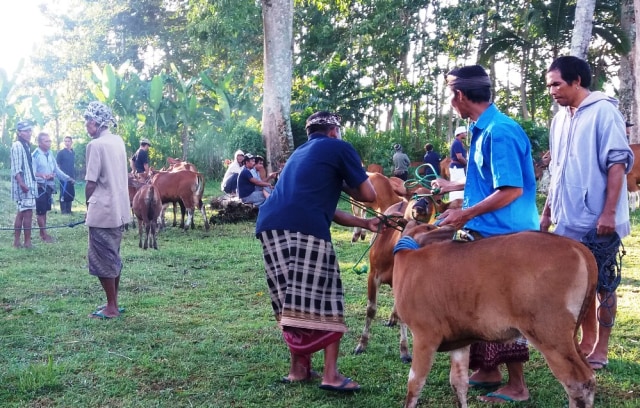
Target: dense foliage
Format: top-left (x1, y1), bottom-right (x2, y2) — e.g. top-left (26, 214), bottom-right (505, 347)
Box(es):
top-left (0, 0), bottom-right (631, 175)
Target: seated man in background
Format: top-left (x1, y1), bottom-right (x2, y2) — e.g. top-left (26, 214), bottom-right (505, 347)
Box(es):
top-left (221, 149), bottom-right (244, 195)
top-left (237, 153), bottom-right (273, 206)
top-left (254, 155), bottom-right (279, 198)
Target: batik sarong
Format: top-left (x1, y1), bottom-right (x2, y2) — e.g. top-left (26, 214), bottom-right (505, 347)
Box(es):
top-left (469, 338), bottom-right (529, 371)
top-left (88, 226), bottom-right (124, 279)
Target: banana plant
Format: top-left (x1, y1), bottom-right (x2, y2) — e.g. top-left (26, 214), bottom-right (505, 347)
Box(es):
top-left (169, 63), bottom-right (200, 160)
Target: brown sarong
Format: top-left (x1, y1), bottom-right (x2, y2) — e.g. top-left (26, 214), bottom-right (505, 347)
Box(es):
top-left (88, 226), bottom-right (124, 279)
top-left (258, 229), bottom-right (347, 333)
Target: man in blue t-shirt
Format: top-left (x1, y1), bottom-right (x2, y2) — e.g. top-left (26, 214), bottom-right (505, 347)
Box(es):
top-left (432, 65), bottom-right (538, 404)
top-left (422, 143), bottom-right (441, 177)
top-left (130, 138), bottom-right (151, 177)
top-left (237, 153), bottom-right (271, 206)
top-left (256, 111), bottom-right (382, 392)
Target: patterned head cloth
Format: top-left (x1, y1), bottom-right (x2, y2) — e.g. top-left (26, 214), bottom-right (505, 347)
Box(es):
top-left (84, 101), bottom-right (117, 128)
top-left (305, 111), bottom-right (342, 130)
top-left (16, 120), bottom-right (33, 132)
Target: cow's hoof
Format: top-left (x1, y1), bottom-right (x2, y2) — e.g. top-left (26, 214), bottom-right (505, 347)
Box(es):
top-left (401, 355), bottom-right (412, 364)
top-left (354, 345), bottom-right (365, 355)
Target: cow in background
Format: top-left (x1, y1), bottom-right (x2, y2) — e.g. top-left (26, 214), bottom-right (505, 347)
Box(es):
top-left (393, 222), bottom-right (597, 408)
top-left (132, 184), bottom-right (163, 249)
top-left (366, 163), bottom-right (384, 174)
top-left (439, 157), bottom-right (451, 180)
top-left (151, 170), bottom-right (211, 231)
top-left (626, 144), bottom-right (640, 211)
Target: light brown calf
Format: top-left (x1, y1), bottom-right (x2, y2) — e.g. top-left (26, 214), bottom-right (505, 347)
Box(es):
top-left (132, 184), bottom-right (163, 250)
top-left (394, 222), bottom-right (597, 408)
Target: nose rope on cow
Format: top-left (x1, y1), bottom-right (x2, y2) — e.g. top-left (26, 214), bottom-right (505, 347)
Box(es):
top-left (580, 228), bottom-right (625, 328)
top-left (339, 193), bottom-right (407, 275)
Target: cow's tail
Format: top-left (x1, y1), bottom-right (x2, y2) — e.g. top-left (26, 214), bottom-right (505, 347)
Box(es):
top-left (147, 186), bottom-right (159, 221)
top-left (194, 172), bottom-right (205, 209)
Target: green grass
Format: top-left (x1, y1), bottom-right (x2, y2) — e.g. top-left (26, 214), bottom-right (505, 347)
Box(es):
top-left (0, 170), bottom-right (639, 407)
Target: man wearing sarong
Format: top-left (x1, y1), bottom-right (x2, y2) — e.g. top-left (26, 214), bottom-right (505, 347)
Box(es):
top-left (11, 120), bottom-right (38, 249)
top-left (84, 101), bottom-right (132, 319)
top-left (542, 56), bottom-right (633, 371)
top-left (256, 111), bottom-right (381, 392)
top-left (432, 65), bottom-right (539, 403)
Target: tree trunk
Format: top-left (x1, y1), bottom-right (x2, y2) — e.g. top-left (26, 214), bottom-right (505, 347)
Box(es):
top-left (621, 0), bottom-right (637, 143)
top-left (261, 0), bottom-right (294, 173)
top-left (570, 0), bottom-right (596, 59)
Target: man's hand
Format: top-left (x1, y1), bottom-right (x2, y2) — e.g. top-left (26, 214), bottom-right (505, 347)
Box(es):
top-left (435, 208), bottom-right (470, 230)
top-left (365, 216), bottom-right (385, 233)
top-left (20, 184), bottom-right (29, 193)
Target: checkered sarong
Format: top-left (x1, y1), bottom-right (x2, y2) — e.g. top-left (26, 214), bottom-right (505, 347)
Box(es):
top-left (258, 230), bottom-right (347, 333)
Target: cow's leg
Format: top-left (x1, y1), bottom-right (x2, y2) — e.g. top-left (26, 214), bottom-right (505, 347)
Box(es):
top-left (143, 222), bottom-right (151, 250)
top-left (403, 336), bottom-right (437, 408)
top-left (198, 200), bottom-right (210, 231)
top-left (354, 273), bottom-right (380, 356)
top-left (151, 220), bottom-right (158, 250)
top-left (387, 302), bottom-right (412, 363)
top-left (449, 346), bottom-right (470, 408)
top-left (160, 204), bottom-right (170, 230)
top-left (526, 330), bottom-right (595, 408)
top-left (172, 202), bottom-right (178, 227)
top-left (183, 209), bottom-right (194, 231)
top-left (137, 218), bottom-right (143, 248)
top-left (351, 205), bottom-right (366, 242)
top-left (399, 321), bottom-right (412, 363)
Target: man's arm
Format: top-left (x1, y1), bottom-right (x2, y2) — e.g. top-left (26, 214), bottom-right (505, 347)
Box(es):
top-left (455, 152), bottom-right (467, 166)
top-left (342, 178), bottom-right (376, 203)
top-left (437, 186), bottom-right (522, 230)
top-left (333, 209), bottom-right (383, 232)
top-left (596, 163), bottom-right (626, 235)
top-left (85, 180), bottom-right (97, 203)
top-left (249, 177), bottom-right (272, 188)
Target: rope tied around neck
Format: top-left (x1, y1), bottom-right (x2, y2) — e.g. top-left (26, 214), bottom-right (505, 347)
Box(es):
top-left (580, 228), bottom-right (624, 328)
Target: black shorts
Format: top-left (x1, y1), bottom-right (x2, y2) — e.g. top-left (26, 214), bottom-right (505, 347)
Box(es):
top-left (36, 186), bottom-right (53, 215)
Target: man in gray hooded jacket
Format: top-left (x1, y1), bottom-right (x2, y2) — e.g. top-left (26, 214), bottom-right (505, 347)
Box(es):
top-left (541, 56), bottom-right (633, 371)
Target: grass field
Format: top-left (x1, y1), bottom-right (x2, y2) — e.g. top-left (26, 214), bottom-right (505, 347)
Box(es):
top-left (0, 170), bottom-right (639, 407)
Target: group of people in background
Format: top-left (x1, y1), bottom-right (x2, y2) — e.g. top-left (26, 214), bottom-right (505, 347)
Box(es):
top-left (220, 149), bottom-right (279, 206)
top-left (11, 122), bottom-right (76, 248)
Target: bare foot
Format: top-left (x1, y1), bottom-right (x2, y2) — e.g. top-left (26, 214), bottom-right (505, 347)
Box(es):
top-left (478, 385), bottom-right (529, 403)
top-left (469, 369), bottom-right (502, 384)
top-left (41, 236), bottom-right (55, 243)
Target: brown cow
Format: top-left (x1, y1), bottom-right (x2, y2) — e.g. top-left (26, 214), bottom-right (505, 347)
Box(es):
top-left (354, 191), bottom-right (444, 362)
top-left (366, 163), bottom-right (384, 174)
top-left (393, 222), bottom-right (597, 408)
top-left (626, 144), bottom-right (640, 211)
top-left (350, 172), bottom-right (404, 242)
top-left (439, 157), bottom-right (452, 180)
top-left (151, 170), bottom-right (210, 231)
top-left (132, 184), bottom-right (163, 249)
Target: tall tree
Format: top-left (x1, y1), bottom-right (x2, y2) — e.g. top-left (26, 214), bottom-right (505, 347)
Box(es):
top-left (620, 0), bottom-right (636, 142)
top-left (571, 0), bottom-right (596, 58)
top-left (262, 0), bottom-right (294, 171)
